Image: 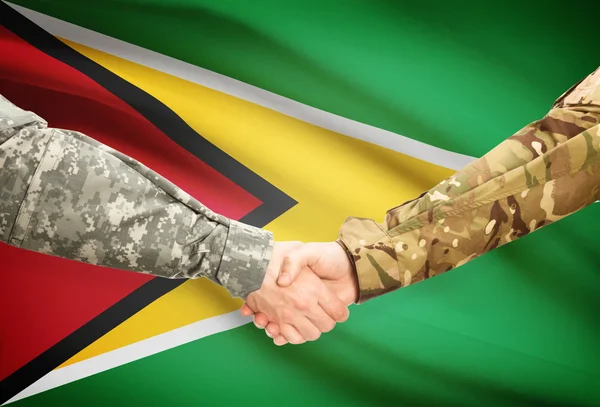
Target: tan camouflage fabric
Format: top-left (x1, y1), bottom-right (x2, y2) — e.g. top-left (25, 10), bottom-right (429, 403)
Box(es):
top-left (339, 66), bottom-right (600, 304)
top-left (0, 94), bottom-right (272, 299)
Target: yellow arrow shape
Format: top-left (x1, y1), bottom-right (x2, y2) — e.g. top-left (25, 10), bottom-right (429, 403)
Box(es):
top-left (58, 39), bottom-right (453, 367)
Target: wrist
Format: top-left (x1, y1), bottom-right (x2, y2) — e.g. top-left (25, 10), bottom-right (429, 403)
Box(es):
top-left (333, 241), bottom-right (359, 304)
top-left (217, 221), bottom-right (273, 299)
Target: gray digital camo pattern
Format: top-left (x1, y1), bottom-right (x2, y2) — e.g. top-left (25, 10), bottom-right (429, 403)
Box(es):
top-left (0, 94), bottom-right (273, 299)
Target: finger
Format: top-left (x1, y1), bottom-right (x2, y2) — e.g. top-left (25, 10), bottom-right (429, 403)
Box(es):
top-left (278, 246), bottom-right (316, 287)
top-left (291, 317), bottom-right (321, 342)
top-left (273, 335), bottom-right (288, 346)
top-left (240, 304), bottom-right (254, 317)
top-left (318, 287), bottom-right (350, 323)
top-left (253, 312), bottom-right (269, 328)
top-left (253, 315), bottom-right (266, 329)
top-left (265, 322), bottom-right (281, 338)
top-left (306, 308), bottom-right (336, 334)
top-left (280, 324), bottom-right (306, 345)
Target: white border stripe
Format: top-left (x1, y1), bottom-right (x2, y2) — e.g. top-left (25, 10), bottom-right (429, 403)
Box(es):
top-left (3, 311), bottom-right (252, 405)
top-left (0, 4), bottom-right (476, 404)
top-left (2, 4), bottom-right (598, 405)
top-left (6, 1), bottom-right (475, 170)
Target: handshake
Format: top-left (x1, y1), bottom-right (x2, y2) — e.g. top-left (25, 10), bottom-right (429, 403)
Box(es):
top-left (240, 241), bottom-right (359, 346)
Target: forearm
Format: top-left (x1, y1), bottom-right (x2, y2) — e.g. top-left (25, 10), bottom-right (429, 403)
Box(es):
top-left (0, 94), bottom-right (272, 299)
top-left (338, 68), bottom-right (600, 303)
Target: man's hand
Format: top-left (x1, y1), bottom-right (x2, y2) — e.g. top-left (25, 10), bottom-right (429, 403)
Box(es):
top-left (242, 241), bottom-right (350, 344)
top-left (241, 241), bottom-right (359, 345)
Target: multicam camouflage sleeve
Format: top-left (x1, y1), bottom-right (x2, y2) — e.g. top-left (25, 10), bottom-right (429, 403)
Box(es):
top-left (0, 94), bottom-right (273, 299)
top-left (338, 67), bottom-right (600, 304)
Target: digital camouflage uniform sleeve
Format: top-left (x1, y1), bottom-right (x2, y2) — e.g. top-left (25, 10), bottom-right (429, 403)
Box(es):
top-left (0, 94), bottom-right (273, 300)
top-left (338, 66), bottom-right (600, 304)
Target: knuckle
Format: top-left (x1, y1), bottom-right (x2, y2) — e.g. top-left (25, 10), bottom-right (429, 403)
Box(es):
top-left (256, 314), bottom-right (269, 326)
top-left (298, 301), bottom-right (310, 312)
top-left (291, 337), bottom-right (306, 345)
top-left (333, 306), bottom-right (347, 322)
top-left (254, 314), bottom-right (269, 327)
top-left (244, 296), bottom-right (257, 310)
top-left (266, 325), bottom-right (279, 336)
top-left (280, 308), bottom-right (292, 321)
top-left (283, 328), bottom-right (304, 345)
top-left (282, 253), bottom-right (296, 265)
top-left (293, 297), bottom-right (310, 312)
top-left (323, 320), bottom-right (336, 333)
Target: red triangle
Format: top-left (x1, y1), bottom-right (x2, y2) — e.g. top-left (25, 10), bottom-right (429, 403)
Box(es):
top-left (0, 26), bottom-right (260, 380)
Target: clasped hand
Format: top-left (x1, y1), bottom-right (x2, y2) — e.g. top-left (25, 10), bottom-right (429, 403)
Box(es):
top-left (240, 241), bottom-right (358, 346)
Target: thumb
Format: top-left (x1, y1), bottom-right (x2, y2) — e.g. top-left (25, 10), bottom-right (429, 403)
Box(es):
top-left (277, 245), bottom-right (317, 287)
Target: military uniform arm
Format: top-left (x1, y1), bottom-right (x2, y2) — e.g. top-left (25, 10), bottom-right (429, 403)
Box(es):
top-left (338, 68), bottom-right (600, 303)
top-left (0, 94), bottom-right (272, 299)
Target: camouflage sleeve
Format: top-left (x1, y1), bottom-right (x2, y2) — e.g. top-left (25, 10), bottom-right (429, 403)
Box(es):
top-left (0, 94), bottom-right (272, 300)
top-left (338, 67), bottom-right (600, 304)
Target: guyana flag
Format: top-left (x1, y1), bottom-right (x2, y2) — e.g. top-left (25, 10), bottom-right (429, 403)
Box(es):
top-left (1, 1), bottom-right (599, 406)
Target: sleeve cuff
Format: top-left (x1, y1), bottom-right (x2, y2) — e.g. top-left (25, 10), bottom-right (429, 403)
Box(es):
top-left (216, 220), bottom-right (274, 300)
top-left (338, 217), bottom-right (402, 304)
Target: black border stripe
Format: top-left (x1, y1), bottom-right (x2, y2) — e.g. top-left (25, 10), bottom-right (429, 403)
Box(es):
top-left (0, 1), bottom-right (297, 228)
top-left (0, 278), bottom-right (184, 405)
top-left (0, 2), bottom-right (296, 403)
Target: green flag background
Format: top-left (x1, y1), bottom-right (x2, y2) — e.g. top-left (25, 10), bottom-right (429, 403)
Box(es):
top-left (5, 1), bottom-right (600, 406)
